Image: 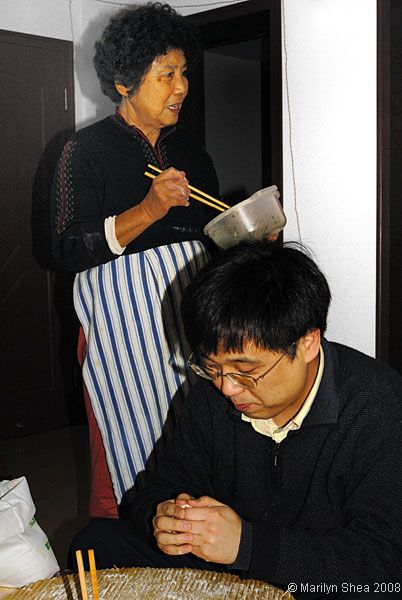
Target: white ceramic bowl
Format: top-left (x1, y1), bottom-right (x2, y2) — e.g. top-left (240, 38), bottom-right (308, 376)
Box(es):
top-left (203, 185), bottom-right (286, 250)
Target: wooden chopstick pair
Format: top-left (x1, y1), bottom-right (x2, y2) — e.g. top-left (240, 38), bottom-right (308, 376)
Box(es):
top-left (75, 549), bottom-right (99, 600)
top-left (144, 163), bottom-right (230, 212)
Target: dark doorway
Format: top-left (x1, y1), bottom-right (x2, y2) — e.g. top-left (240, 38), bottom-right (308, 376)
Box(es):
top-left (183, 0), bottom-right (282, 206)
top-left (0, 30), bottom-right (83, 439)
top-left (377, 0), bottom-right (402, 373)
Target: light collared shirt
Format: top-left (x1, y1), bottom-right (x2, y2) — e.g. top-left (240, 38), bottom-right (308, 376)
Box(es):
top-left (241, 345), bottom-right (324, 443)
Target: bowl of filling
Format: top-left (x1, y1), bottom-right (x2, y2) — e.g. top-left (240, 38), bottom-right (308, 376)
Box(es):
top-left (203, 185), bottom-right (286, 250)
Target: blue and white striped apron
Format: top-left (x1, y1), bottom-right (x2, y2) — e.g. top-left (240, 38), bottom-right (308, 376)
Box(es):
top-left (74, 240), bottom-right (209, 504)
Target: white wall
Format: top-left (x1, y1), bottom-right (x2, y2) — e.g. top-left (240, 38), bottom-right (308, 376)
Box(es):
top-left (281, 0), bottom-right (377, 356)
top-left (73, 0), bottom-right (117, 127)
top-left (0, 0), bottom-right (377, 356)
top-left (0, 0), bottom-right (74, 40)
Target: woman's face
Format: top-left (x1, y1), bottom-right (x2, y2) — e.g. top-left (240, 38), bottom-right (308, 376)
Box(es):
top-left (118, 49), bottom-right (188, 142)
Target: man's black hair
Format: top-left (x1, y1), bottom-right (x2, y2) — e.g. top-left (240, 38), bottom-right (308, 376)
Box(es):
top-left (93, 2), bottom-right (201, 102)
top-left (181, 240), bottom-right (331, 357)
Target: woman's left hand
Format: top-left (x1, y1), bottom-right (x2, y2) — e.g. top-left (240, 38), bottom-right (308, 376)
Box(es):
top-left (266, 230), bottom-right (281, 242)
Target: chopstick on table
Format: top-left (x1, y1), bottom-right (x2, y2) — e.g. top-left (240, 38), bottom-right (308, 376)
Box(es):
top-left (75, 549), bottom-right (99, 600)
top-left (144, 163), bottom-right (230, 212)
top-left (75, 550), bottom-right (88, 600)
top-left (88, 549), bottom-right (100, 600)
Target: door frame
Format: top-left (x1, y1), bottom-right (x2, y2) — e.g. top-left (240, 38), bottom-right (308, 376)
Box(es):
top-left (185, 0), bottom-right (282, 196)
top-left (377, 0), bottom-right (390, 363)
top-left (376, 0), bottom-right (402, 369)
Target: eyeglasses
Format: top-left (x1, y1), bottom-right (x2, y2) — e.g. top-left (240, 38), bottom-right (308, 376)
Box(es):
top-left (188, 347), bottom-right (293, 390)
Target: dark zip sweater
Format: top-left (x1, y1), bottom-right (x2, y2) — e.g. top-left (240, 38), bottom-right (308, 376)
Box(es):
top-left (51, 114), bottom-right (220, 272)
top-left (130, 339), bottom-right (402, 589)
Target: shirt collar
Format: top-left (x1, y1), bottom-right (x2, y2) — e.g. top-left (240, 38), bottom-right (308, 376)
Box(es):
top-left (242, 346), bottom-right (325, 441)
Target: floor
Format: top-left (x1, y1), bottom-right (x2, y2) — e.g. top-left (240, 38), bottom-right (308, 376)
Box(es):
top-left (0, 425), bottom-right (90, 570)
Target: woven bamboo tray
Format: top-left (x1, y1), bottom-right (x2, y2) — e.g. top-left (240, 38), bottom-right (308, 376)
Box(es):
top-left (3, 568), bottom-right (294, 599)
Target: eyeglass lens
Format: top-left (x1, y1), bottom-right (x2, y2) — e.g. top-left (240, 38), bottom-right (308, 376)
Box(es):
top-left (189, 362), bottom-right (256, 388)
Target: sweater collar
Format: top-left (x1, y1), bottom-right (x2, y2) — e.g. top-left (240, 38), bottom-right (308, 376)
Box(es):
top-left (302, 338), bottom-right (340, 426)
top-left (112, 111), bottom-right (176, 143)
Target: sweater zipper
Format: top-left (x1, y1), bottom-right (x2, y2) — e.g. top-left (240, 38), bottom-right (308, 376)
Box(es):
top-left (114, 112), bottom-right (174, 169)
top-left (155, 135), bottom-right (168, 169)
top-left (270, 442), bottom-right (280, 491)
top-left (133, 126), bottom-right (174, 169)
top-left (155, 128), bottom-right (175, 168)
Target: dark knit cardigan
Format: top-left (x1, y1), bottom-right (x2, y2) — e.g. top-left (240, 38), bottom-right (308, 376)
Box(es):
top-left (51, 114), bottom-right (220, 272)
top-left (130, 339), bottom-right (402, 589)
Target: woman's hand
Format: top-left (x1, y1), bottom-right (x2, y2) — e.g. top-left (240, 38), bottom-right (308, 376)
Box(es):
top-left (266, 230), bottom-right (281, 242)
top-left (115, 168), bottom-right (190, 246)
top-left (141, 168), bottom-right (190, 222)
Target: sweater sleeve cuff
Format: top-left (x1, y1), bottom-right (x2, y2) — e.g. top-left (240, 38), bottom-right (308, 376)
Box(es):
top-left (104, 216), bottom-right (126, 255)
top-left (80, 220), bottom-right (116, 267)
top-left (248, 521), bottom-right (281, 581)
top-left (229, 518), bottom-right (253, 571)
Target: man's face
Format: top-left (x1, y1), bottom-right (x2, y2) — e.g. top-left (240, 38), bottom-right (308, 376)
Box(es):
top-left (203, 330), bottom-right (321, 426)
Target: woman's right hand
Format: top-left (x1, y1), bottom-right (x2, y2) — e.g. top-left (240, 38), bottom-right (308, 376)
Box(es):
top-left (141, 167), bottom-right (190, 222)
top-left (115, 168), bottom-right (190, 247)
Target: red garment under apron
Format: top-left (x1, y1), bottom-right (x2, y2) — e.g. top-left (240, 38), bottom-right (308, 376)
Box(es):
top-left (78, 327), bottom-right (118, 519)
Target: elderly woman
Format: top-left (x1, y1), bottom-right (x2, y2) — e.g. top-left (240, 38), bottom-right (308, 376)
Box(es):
top-left (52, 3), bottom-right (220, 518)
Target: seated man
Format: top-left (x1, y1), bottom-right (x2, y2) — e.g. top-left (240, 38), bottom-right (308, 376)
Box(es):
top-left (71, 241), bottom-right (402, 599)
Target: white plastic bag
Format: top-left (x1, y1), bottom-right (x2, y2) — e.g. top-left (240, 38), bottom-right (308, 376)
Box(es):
top-left (0, 476), bottom-right (59, 587)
